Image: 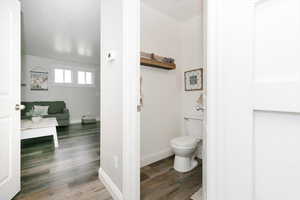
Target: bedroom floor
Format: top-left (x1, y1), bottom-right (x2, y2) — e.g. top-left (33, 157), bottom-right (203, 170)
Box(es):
top-left (141, 156), bottom-right (202, 200)
top-left (14, 122), bottom-right (112, 200)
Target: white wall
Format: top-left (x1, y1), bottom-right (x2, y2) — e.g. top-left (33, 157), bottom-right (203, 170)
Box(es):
top-left (179, 16), bottom-right (205, 158)
top-left (21, 55), bottom-right (100, 123)
top-left (100, 0), bottom-right (124, 193)
top-left (140, 3), bottom-right (204, 166)
top-left (180, 15), bottom-right (206, 158)
top-left (140, 3), bottom-right (183, 166)
top-left (180, 16), bottom-right (204, 118)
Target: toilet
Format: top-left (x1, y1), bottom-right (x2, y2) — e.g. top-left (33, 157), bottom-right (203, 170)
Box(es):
top-left (170, 117), bottom-right (202, 172)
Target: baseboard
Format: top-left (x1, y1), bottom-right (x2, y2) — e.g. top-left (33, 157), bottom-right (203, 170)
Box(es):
top-left (141, 148), bottom-right (174, 167)
top-left (98, 168), bottom-right (123, 200)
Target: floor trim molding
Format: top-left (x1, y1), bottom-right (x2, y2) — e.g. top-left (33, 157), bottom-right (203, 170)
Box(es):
top-left (141, 148), bottom-right (174, 167)
top-left (98, 168), bottom-right (123, 200)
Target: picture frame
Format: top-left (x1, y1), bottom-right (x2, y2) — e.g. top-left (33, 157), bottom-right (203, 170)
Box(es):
top-left (30, 71), bottom-right (48, 91)
top-left (184, 68), bottom-right (203, 91)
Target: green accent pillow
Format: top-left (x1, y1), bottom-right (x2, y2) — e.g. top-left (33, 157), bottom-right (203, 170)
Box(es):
top-left (34, 105), bottom-right (49, 116)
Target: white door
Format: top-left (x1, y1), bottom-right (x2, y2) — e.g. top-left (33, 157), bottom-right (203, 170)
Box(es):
top-left (207, 0), bottom-right (300, 200)
top-left (0, 0), bottom-right (21, 199)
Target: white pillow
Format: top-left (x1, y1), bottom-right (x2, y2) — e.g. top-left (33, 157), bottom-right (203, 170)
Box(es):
top-left (34, 105), bottom-right (49, 116)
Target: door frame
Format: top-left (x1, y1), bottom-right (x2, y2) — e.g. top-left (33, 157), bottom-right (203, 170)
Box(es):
top-left (122, 0), bottom-right (140, 199)
top-left (206, 0), bottom-right (240, 197)
top-left (206, 0), bottom-right (254, 199)
top-left (206, 0), bottom-right (222, 198)
top-left (125, 0), bottom-right (210, 198)
top-left (123, 0), bottom-right (214, 198)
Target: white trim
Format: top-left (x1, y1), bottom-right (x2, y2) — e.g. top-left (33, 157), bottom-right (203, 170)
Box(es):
top-left (141, 148), bottom-right (174, 167)
top-left (98, 168), bottom-right (123, 200)
top-left (201, 0), bottom-right (207, 199)
top-left (122, 0), bottom-right (140, 199)
top-left (51, 82), bottom-right (96, 88)
top-left (77, 70), bottom-right (95, 86)
top-left (206, 0), bottom-right (254, 199)
top-left (206, 0), bottom-right (222, 199)
top-left (202, 0), bottom-right (208, 200)
top-left (53, 67), bottom-right (74, 85)
top-left (51, 65), bottom-right (97, 88)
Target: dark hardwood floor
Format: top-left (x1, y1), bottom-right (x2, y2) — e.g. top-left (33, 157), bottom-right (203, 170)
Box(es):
top-left (14, 122), bottom-right (112, 200)
top-left (13, 122), bottom-right (201, 200)
top-left (141, 156), bottom-right (202, 200)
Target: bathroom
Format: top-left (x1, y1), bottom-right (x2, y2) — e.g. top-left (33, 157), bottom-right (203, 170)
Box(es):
top-left (140, 0), bottom-right (205, 199)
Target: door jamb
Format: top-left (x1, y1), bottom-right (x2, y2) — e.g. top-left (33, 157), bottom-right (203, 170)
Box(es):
top-left (206, 0), bottom-right (226, 199)
top-left (122, 0), bottom-right (140, 199)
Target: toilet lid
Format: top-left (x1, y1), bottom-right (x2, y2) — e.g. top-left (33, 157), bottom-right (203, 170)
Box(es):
top-left (171, 136), bottom-right (198, 148)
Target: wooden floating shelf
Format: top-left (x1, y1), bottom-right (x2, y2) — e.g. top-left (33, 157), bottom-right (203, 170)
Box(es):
top-left (140, 57), bottom-right (176, 70)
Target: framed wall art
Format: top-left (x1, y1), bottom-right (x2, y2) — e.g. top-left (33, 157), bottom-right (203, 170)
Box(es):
top-left (184, 68), bottom-right (203, 91)
top-left (30, 71), bottom-right (49, 91)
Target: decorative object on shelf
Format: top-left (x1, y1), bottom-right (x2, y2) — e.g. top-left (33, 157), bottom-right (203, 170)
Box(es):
top-left (30, 71), bottom-right (48, 91)
top-left (81, 115), bottom-right (96, 124)
top-left (184, 68), bottom-right (203, 91)
top-left (140, 51), bottom-right (176, 70)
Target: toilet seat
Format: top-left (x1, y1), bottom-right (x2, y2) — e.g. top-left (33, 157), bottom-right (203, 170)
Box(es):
top-left (171, 136), bottom-right (199, 148)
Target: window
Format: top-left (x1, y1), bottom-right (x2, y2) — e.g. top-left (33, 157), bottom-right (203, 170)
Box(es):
top-left (78, 71), bottom-right (85, 84)
top-left (54, 69), bottom-right (72, 84)
top-left (77, 71), bottom-right (93, 85)
top-left (53, 67), bottom-right (95, 87)
top-left (86, 72), bottom-right (92, 84)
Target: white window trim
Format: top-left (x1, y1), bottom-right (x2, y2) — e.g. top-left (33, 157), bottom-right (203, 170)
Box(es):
top-left (52, 66), bottom-right (74, 86)
top-left (52, 66), bottom-right (96, 88)
top-left (77, 70), bottom-right (96, 86)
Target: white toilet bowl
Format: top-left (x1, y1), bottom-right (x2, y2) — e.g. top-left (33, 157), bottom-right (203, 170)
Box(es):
top-left (171, 136), bottom-right (200, 172)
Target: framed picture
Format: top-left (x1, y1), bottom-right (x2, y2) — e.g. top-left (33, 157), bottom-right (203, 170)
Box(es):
top-left (184, 68), bottom-right (203, 91)
top-left (30, 71), bottom-right (48, 91)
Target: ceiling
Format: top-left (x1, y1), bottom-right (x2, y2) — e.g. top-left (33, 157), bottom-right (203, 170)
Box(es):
top-left (21, 0), bottom-right (100, 65)
top-left (21, 0), bottom-right (201, 65)
top-left (142, 0), bottom-right (202, 21)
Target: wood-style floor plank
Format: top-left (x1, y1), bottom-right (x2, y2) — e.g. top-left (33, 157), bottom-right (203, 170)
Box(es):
top-left (14, 122), bottom-right (112, 200)
top-left (13, 121), bottom-right (201, 200)
top-left (141, 156), bottom-right (202, 200)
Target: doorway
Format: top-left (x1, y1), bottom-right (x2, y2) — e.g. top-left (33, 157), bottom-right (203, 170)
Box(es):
top-left (14, 0), bottom-right (107, 199)
top-left (139, 1), bottom-right (206, 199)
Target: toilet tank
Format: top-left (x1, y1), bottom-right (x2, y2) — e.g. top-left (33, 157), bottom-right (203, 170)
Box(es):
top-left (184, 116), bottom-right (203, 139)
